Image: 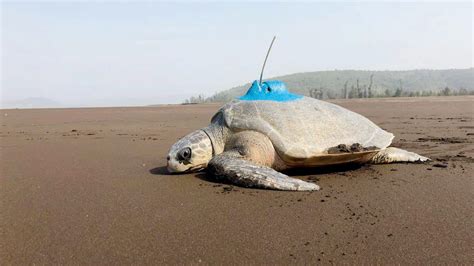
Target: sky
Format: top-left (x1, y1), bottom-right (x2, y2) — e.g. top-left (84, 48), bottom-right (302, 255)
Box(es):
top-left (1, 1), bottom-right (472, 107)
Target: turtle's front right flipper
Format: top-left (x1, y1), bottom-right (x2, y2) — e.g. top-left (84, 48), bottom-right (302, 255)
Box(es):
top-left (207, 152), bottom-right (319, 191)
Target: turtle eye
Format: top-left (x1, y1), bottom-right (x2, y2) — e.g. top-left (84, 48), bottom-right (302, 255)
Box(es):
top-left (177, 147), bottom-right (192, 162)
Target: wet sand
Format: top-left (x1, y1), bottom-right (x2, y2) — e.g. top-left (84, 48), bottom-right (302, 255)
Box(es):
top-left (1, 96), bottom-right (473, 264)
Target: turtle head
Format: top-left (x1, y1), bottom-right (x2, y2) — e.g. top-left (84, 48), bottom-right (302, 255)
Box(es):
top-left (167, 129), bottom-right (213, 173)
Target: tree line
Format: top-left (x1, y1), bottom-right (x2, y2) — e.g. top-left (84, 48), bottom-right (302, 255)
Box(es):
top-left (307, 74), bottom-right (473, 100)
top-left (183, 72), bottom-right (474, 103)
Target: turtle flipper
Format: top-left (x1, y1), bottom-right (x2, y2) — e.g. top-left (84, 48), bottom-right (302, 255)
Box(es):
top-left (370, 147), bottom-right (430, 164)
top-left (207, 153), bottom-right (319, 191)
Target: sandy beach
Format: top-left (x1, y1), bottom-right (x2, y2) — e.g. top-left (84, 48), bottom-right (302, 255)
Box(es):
top-left (1, 96), bottom-right (473, 264)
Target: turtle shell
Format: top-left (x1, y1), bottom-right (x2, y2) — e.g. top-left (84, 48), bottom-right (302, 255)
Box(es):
top-left (213, 97), bottom-right (394, 165)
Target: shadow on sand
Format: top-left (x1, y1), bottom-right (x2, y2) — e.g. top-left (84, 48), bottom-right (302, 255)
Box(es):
top-left (150, 163), bottom-right (366, 178)
top-left (148, 165), bottom-right (226, 185)
top-left (150, 163), bottom-right (367, 187)
top-left (282, 163), bottom-right (365, 176)
top-left (149, 166), bottom-right (173, 175)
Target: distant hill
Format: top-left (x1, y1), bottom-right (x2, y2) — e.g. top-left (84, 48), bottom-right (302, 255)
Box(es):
top-left (197, 68), bottom-right (474, 103)
top-left (1, 97), bottom-right (62, 109)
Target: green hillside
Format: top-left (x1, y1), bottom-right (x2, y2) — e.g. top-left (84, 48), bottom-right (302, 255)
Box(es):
top-left (193, 68), bottom-right (473, 103)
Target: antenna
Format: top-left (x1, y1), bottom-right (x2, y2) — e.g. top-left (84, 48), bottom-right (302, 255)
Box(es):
top-left (259, 36), bottom-right (276, 85)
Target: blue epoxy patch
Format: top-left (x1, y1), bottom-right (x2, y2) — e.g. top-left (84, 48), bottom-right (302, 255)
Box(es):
top-left (239, 80), bottom-right (303, 102)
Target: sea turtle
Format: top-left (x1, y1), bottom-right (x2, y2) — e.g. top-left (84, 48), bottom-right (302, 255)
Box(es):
top-left (166, 80), bottom-right (429, 191)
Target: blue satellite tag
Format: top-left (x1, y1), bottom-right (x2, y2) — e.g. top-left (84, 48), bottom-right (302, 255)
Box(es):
top-left (239, 80), bottom-right (303, 102)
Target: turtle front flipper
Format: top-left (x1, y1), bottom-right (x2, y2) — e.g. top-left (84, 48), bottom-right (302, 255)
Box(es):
top-left (207, 152), bottom-right (319, 191)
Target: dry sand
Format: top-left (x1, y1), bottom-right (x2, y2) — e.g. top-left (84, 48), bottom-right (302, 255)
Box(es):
top-left (1, 96), bottom-right (473, 264)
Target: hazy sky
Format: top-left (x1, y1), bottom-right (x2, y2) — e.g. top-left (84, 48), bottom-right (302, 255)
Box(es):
top-left (1, 1), bottom-right (472, 107)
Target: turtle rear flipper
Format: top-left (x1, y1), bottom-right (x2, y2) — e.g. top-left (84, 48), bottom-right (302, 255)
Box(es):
top-left (208, 152), bottom-right (319, 191)
top-left (370, 147), bottom-right (430, 164)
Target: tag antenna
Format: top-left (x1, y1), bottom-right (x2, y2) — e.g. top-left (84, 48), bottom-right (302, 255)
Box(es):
top-left (259, 36), bottom-right (276, 85)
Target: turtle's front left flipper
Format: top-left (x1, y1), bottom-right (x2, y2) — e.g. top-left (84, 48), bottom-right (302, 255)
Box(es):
top-left (207, 152), bottom-right (319, 191)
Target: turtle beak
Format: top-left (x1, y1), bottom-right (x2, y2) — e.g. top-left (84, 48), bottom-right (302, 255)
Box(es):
top-left (187, 164), bottom-right (206, 172)
top-left (166, 157), bottom-right (205, 174)
top-left (179, 164), bottom-right (206, 174)
top-left (166, 163), bottom-right (177, 174)
top-left (166, 155), bottom-right (174, 172)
